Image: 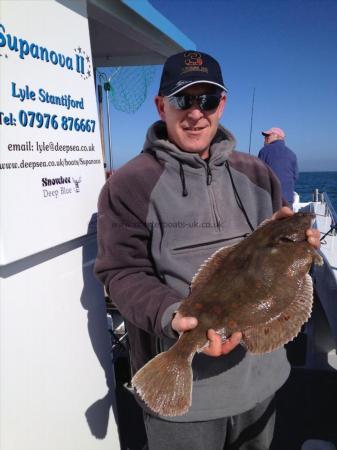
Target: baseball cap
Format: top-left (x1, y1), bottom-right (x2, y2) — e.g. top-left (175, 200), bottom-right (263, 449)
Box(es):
top-left (158, 51), bottom-right (228, 97)
top-left (262, 127), bottom-right (285, 139)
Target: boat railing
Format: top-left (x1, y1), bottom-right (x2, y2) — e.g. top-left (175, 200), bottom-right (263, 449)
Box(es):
top-left (321, 192), bottom-right (337, 230)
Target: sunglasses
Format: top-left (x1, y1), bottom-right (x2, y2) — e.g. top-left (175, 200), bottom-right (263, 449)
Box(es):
top-left (167, 93), bottom-right (222, 111)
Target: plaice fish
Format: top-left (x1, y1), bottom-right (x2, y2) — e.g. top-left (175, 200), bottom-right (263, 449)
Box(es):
top-left (132, 212), bottom-right (323, 417)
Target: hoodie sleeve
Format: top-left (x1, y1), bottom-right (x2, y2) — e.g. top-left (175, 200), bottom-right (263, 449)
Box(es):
top-left (94, 158), bottom-right (181, 339)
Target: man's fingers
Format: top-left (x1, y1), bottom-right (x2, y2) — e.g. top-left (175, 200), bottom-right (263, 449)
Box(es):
top-left (180, 317), bottom-right (198, 330)
top-left (221, 332), bottom-right (242, 354)
top-left (306, 228), bottom-right (321, 249)
top-left (205, 329), bottom-right (222, 355)
top-left (172, 313), bottom-right (198, 334)
top-left (204, 329), bottom-right (242, 356)
top-left (271, 206), bottom-right (293, 221)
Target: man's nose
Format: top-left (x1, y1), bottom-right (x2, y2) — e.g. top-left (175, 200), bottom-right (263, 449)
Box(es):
top-left (186, 104), bottom-right (204, 119)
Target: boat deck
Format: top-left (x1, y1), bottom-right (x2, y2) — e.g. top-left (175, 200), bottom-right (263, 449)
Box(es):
top-left (294, 199), bottom-right (337, 283)
top-left (313, 201), bottom-right (337, 281)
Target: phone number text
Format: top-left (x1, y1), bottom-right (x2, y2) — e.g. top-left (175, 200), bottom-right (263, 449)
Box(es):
top-left (0, 109), bottom-right (96, 133)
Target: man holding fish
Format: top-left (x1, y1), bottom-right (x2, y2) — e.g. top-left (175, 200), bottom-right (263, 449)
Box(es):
top-left (95, 51), bottom-right (320, 449)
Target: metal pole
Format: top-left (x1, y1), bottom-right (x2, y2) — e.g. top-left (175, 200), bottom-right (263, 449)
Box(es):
top-left (103, 68), bottom-right (121, 174)
top-left (248, 87), bottom-right (255, 154)
top-left (105, 84), bottom-right (113, 172)
top-left (97, 68), bottom-right (122, 175)
top-left (97, 70), bottom-right (114, 175)
top-left (97, 84), bottom-right (107, 171)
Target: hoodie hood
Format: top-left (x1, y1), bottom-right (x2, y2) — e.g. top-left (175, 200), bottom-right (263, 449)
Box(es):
top-left (142, 121), bottom-right (236, 169)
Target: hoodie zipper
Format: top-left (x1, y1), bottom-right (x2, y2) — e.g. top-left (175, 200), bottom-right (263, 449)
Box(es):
top-left (205, 162), bottom-right (222, 230)
top-left (206, 164), bottom-right (212, 185)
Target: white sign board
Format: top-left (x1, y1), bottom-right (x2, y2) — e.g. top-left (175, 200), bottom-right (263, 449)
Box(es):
top-left (0, 0), bottom-right (105, 264)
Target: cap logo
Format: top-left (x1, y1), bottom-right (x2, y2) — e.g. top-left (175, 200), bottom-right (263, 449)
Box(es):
top-left (182, 51), bottom-right (208, 75)
top-left (184, 52), bottom-right (203, 66)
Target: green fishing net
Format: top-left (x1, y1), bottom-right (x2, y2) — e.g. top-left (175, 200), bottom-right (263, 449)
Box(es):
top-left (100, 65), bottom-right (157, 114)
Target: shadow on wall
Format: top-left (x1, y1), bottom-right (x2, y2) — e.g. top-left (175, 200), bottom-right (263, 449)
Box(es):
top-left (80, 213), bottom-right (118, 440)
top-left (81, 213), bottom-right (148, 449)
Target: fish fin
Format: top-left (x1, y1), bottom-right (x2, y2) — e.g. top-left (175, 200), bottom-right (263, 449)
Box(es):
top-left (190, 245), bottom-right (236, 290)
top-left (132, 342), bottom-right (194, 417)
top-left (242, 274), bottom-right (313, 354)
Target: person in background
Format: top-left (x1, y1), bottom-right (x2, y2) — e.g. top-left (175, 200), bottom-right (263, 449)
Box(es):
top-left (258, 127), bottom-right (299, 209)
top-left (95, 51), bottom-right (320, 450)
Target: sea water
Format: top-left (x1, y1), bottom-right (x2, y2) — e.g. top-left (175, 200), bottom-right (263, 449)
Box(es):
top-left (295, 172), bottom-right (337, 212)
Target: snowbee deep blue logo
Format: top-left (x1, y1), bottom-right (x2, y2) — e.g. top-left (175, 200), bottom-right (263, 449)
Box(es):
top-left (0, 23), bottom-right (92, 80)
top-left (41, 175), bottom-right (82, 199)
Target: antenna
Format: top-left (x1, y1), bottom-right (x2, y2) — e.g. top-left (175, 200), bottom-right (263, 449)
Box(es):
top-left (248, 87), bottom-right (255, 154)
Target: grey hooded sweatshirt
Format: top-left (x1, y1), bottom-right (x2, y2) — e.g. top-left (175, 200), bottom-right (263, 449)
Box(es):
top-left (95, 121), bottom-right (290, 422)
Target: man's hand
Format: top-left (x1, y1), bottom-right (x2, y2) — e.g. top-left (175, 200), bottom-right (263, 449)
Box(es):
top-left (306, 228), bottom-right (320, 249)
top-left (272, 206), bottom-right (320, 249)
top-left (204, 329), bottom-right (242, 356)
top-left (271, 205), bottom-right (293, 221)
top-left (171, 311), bottom-right (242, 356)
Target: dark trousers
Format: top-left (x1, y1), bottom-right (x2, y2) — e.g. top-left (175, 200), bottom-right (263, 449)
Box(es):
top-left (143, 395), bottom-right (276, 450)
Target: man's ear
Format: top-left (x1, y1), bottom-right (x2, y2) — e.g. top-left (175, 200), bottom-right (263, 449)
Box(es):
top-left (217, 95), bottom-right (227, 118)
top-left (155, 96), bottom-right (165, 120)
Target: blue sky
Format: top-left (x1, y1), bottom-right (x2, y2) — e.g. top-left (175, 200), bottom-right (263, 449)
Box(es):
top-left (102, 0), bottom-right (337, 172)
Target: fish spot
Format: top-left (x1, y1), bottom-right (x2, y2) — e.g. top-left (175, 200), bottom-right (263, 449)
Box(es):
top-left (212, 305), bottom-right (222, 315)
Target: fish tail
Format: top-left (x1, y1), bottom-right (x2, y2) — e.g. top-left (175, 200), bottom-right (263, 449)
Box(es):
top-left (131, 340), bottom-right (194, 417)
